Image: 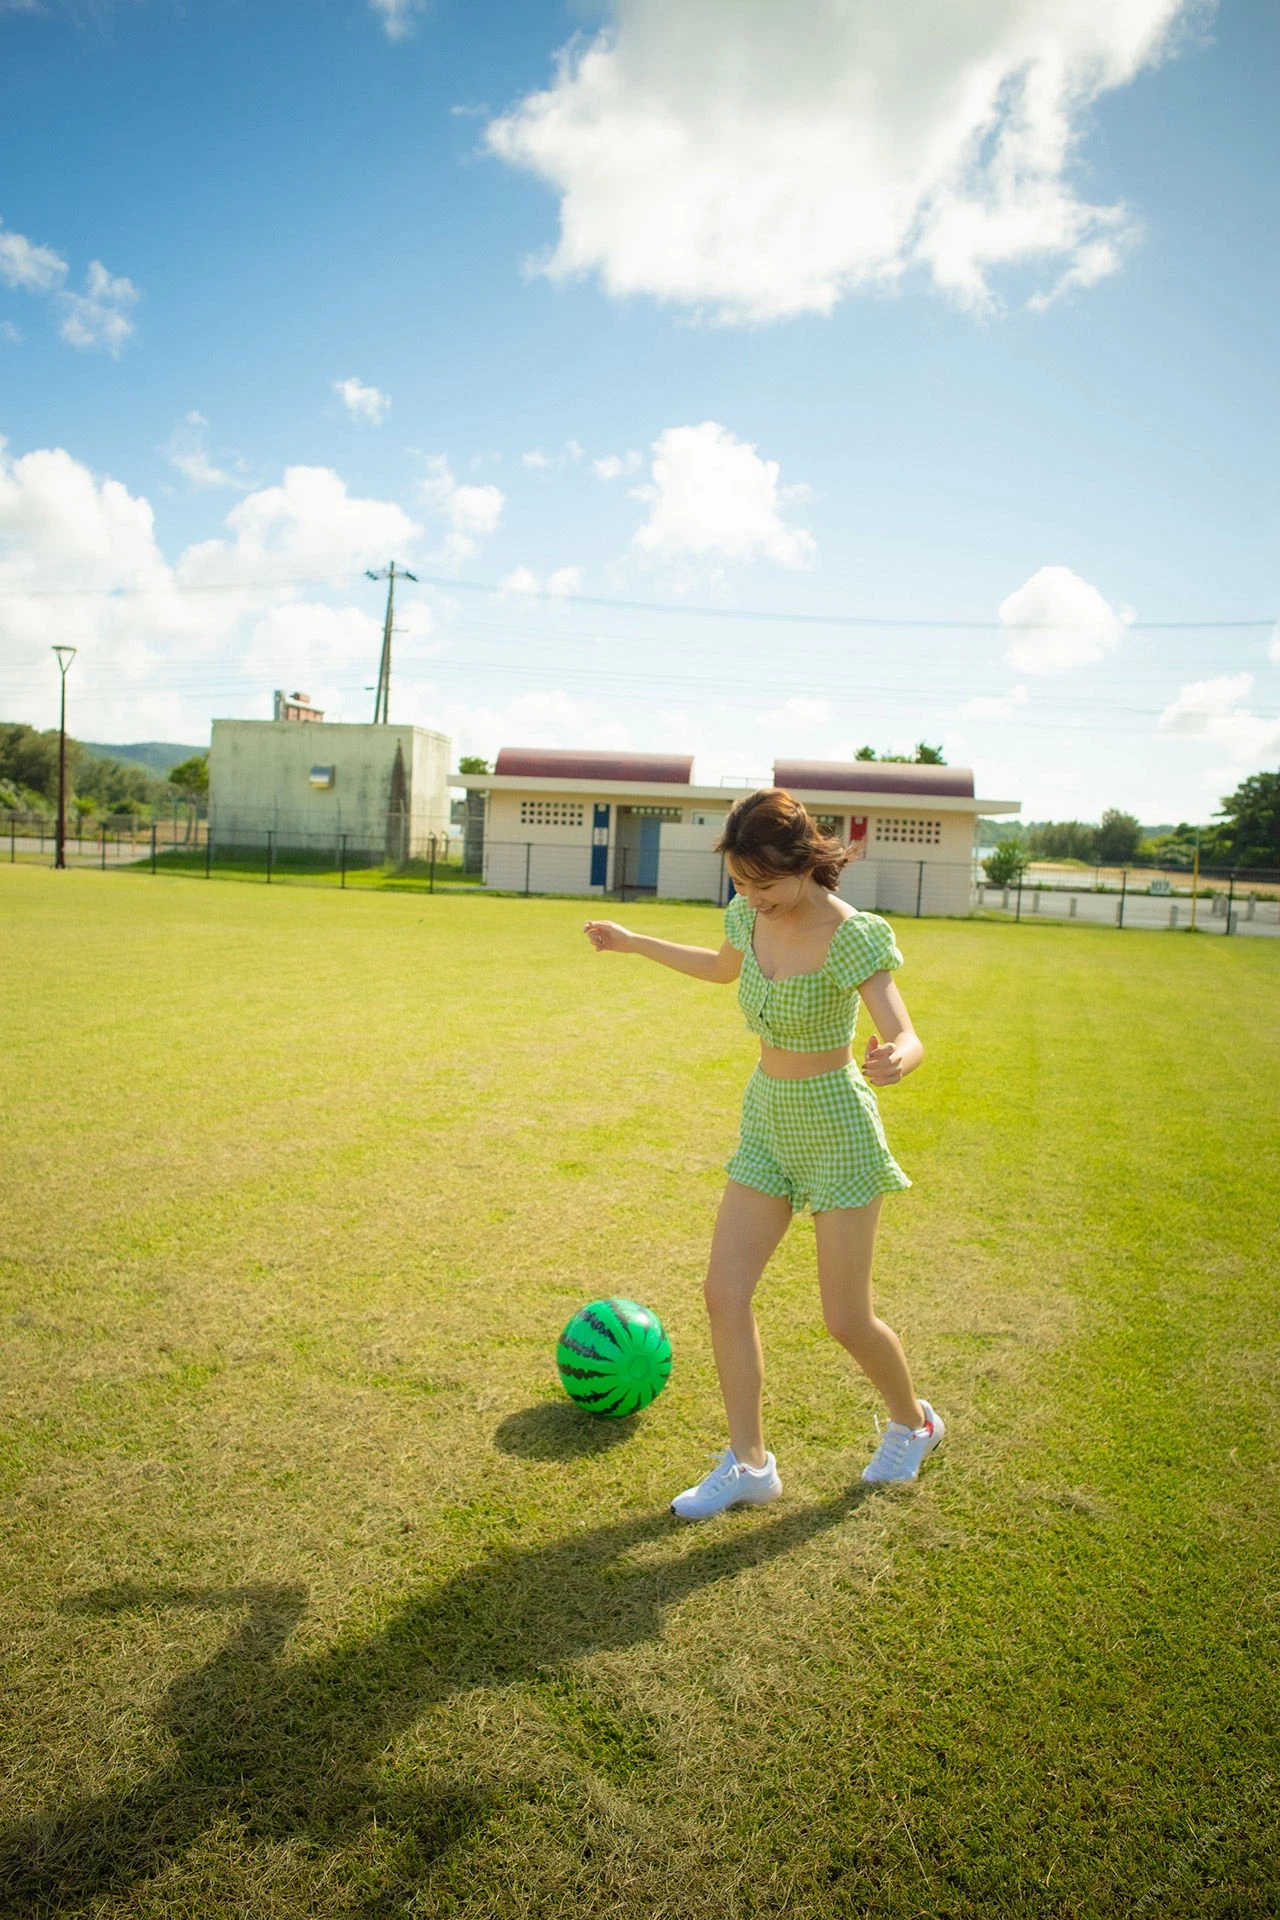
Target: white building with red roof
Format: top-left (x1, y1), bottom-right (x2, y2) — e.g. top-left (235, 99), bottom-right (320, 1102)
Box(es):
top-left (459, 749), bottom-right (1019, 914)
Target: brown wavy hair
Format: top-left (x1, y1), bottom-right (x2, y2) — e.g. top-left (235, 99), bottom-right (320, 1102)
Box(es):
top-left (715, 788), bottom-right (851, 891)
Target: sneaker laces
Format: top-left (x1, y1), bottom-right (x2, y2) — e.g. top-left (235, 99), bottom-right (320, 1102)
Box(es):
top-left (869, 1415), bottom-right (915, 1474)
top-left (702, 1448), bottom-right (741, 1488)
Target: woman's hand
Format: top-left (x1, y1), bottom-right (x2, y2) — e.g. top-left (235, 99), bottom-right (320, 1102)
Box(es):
top-left (584, 919), bottom-right (635, 954)
top-left (862, 1033), bottom-right (911, 1085)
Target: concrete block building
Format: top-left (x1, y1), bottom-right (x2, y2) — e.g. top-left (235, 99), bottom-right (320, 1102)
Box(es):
top-left (209, 718), bottom-right (450, 858)
top-left (459, 749), bottom-right (1019, 912)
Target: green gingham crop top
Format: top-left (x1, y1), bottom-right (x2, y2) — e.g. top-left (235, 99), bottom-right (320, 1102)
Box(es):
top-left (724, 893), bottom-right (903, 1052)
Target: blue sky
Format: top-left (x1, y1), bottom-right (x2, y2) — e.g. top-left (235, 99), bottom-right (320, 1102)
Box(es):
top-left (1, 0), bottom-right (1277, 821)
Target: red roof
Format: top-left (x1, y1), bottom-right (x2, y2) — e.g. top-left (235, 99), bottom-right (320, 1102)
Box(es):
top-left (494, 748), bottom-right (694, 785)
top-left (774, 760), bottom-right (974, 799)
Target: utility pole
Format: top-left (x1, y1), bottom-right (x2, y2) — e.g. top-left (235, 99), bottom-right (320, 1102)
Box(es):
top-left (52, 646), bottom-right (77, 870)
top-left (366, 562), bottom-right (417, 724)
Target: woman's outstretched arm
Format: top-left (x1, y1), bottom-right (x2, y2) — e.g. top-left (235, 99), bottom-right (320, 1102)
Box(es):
top-left (584, 920), bottom-right (743, 984)
top-left (858, 971), bottom-right (924, 1085)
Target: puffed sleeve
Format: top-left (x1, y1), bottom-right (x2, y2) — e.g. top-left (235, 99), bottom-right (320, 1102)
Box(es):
top-left (724, 892), bottom-right (754, 951)
top-left (828, 912), bottom-right (902, 987)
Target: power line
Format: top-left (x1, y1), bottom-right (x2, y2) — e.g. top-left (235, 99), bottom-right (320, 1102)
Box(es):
top-left (0, 569), bottom-right (1272, 630)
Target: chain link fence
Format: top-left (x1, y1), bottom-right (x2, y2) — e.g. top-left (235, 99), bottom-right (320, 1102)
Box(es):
top-left (979, 867), bottom-right (1280, 937)
top-left (8, 809), bottom-right (1279, 940)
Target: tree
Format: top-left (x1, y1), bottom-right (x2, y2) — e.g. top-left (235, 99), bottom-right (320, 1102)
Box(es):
top-left (1139, 824), bottom-right (1198, 871)
top-left (0, 723), bottom-right (82, 804)
top-left (1026, 819), bottom-right (1099, 862)
top-left (457, 755), bottom-right (491, 775)
top-left (168, 754), bottom-right (208, 798)
top-left (977, 817), bottom-right (1026, 849)
top-left (1214, 770), bottom-right (1280, 868)
top-left (983, 841), bottom-right (1028, 887)
top-left (168, 754), bottom-right (208, 845)
top-left (1096, 808), bottom-right (1141, 865)
top-left (850, 743), bottom-right (946, 764)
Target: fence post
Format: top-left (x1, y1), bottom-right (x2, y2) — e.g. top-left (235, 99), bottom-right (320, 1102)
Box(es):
top-left (429, 834), bottom-right (436, 894)
top-left (340, 833), bottom-right (347, 890)
top-left (1015, 876), bottom-right (1023, 922)
top-left (266, 829), bottom-right (274, 884)
top-left (915, 859), bottom-right (924, 918)
top-left (205, 828), bottom-right (213, 879)
top-left (524, 842), bottom-right (531, 896)
top-left (1069, 895), bottom-right (1077, 918)
top-left (1224, 872), bottom-right (1235, 936)
top-left (1169, 901), bottom-right (1179, 929)
top-left (150, 822), bottom-right (157, 873)
top-left (1117, 869), bottom-right (1127, 929)
top-left (100, 822), bottom-right (106, 871)
top-left (9, 817), bottom-right (14, 863)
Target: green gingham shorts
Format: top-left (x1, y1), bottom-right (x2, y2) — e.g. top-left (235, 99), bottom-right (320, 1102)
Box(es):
top-left (725, 1064), bottom-right (912, 1214)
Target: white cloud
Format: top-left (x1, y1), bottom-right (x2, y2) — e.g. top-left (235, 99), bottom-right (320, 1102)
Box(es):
top-left (592, 450), bottom-right (643, 480)
top-left (1269, 624), bottom-right (1280, 665)
top-left (181, 465), bottom-right (418, 589)
top-left (499, 564), bottom-right (584, 597)
top-left (631, 421), bottom-right (815, 569)
top-left (0, 440), bottom-right (429, 741)
top-left (764, 695), bottom-right (832, 735)
top-left (418, 455), bottom-right (505, 568)
top-left (58, 260), bottom-right (140, 354)
top-left (1157, 674), bottom-right (1280, 773)
top-left (368, 0), bottom-right (427, 40)
top-left (0, 320), bottom-right (20, 344)
top-left (334, 376), bottom-right (390, 425)
top-left (166, 412), bottom-right (249, 490)
top-left (960, 684), bottom-right (1030, 721)
top-left (436, 688), bottom-right (631, 758)
top-left (486, 0), bottom-right (1192, 324)
top-left (0, 220), bottom-right (67, 292)
top-left (999, 565), bottom-right (1128, 673)
top-left (521, 440), bottom-right (586, 471)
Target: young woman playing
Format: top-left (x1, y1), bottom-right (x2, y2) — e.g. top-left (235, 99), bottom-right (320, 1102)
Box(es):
top-left (584, 787), bottom-right (943, 1519)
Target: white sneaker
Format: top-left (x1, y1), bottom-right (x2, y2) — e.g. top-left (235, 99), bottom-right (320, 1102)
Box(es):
top-left (670, 1448), bottom-right (782, 1520)
top-left (861, 1400), bottom-right (945, 1484)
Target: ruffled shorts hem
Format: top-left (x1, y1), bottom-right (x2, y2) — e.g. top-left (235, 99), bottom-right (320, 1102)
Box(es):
top-left (724, 1156), bottom-right (912, 1215)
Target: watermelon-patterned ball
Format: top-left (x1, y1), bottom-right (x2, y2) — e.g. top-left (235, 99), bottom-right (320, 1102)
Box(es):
top-left (556, 1298), bottom-right (672, 1418)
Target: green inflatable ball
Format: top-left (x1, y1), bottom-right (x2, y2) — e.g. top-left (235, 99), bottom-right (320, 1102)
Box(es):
top-left (556, 1297), bottom-right (672, 1418)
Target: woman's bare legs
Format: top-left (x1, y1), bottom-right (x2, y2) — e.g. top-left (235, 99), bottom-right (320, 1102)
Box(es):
top-left (814, 1201), bottom-right (925, 1429)
top-left (703, 1181), bottom-right (793, 1468)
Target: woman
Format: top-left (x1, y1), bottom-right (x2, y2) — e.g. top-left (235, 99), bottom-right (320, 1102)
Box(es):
top-left (584, 788), bottom-right (943, 1518)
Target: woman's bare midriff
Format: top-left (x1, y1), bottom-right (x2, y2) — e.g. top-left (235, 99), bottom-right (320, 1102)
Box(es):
top-left (758, 1041), bottom-right (853, 1081)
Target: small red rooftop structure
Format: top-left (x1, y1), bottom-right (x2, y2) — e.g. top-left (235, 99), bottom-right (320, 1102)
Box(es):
top-left (774, 760), bottom-right (974, 799)
top-left (273, 689), bottom-right (325, 723)
top-left (494, 748), bottom-right (694, 785)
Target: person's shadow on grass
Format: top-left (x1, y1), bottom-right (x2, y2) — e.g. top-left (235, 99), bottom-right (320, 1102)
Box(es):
top-left (0, 1474), bottom-right (869, 1916)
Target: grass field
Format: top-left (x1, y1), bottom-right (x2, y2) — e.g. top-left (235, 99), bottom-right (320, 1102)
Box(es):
top-left (2, 866), bottom-right (1277, 1920)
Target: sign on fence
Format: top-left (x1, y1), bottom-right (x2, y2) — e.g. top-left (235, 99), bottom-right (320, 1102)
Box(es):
top-left (1149, 879), bottom-right (1171, 896)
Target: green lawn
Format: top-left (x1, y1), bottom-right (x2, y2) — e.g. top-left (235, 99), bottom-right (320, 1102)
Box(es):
top-left (1, 867), bottom-right (1277, 1919)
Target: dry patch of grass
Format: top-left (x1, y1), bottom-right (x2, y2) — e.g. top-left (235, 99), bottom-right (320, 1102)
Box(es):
top-left (1, 868), bottom-right (1277, 1917)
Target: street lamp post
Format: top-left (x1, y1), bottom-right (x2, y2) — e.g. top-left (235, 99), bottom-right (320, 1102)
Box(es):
top-left (52, 647), bottom-right (77, 871)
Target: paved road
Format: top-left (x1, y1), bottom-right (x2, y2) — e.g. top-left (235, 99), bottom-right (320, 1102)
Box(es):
top-left (977, 886), bottom-right (1280, 938)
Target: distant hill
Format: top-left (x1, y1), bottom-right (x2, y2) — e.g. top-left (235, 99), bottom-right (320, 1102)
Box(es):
top-left (82, 741), bottom-right (205, 777)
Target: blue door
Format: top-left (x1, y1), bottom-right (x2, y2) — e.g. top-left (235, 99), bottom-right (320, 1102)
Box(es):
top-left (638, 817), bottom-right (660, 888)
top-left (590, 804), bottom-right (610, 886)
